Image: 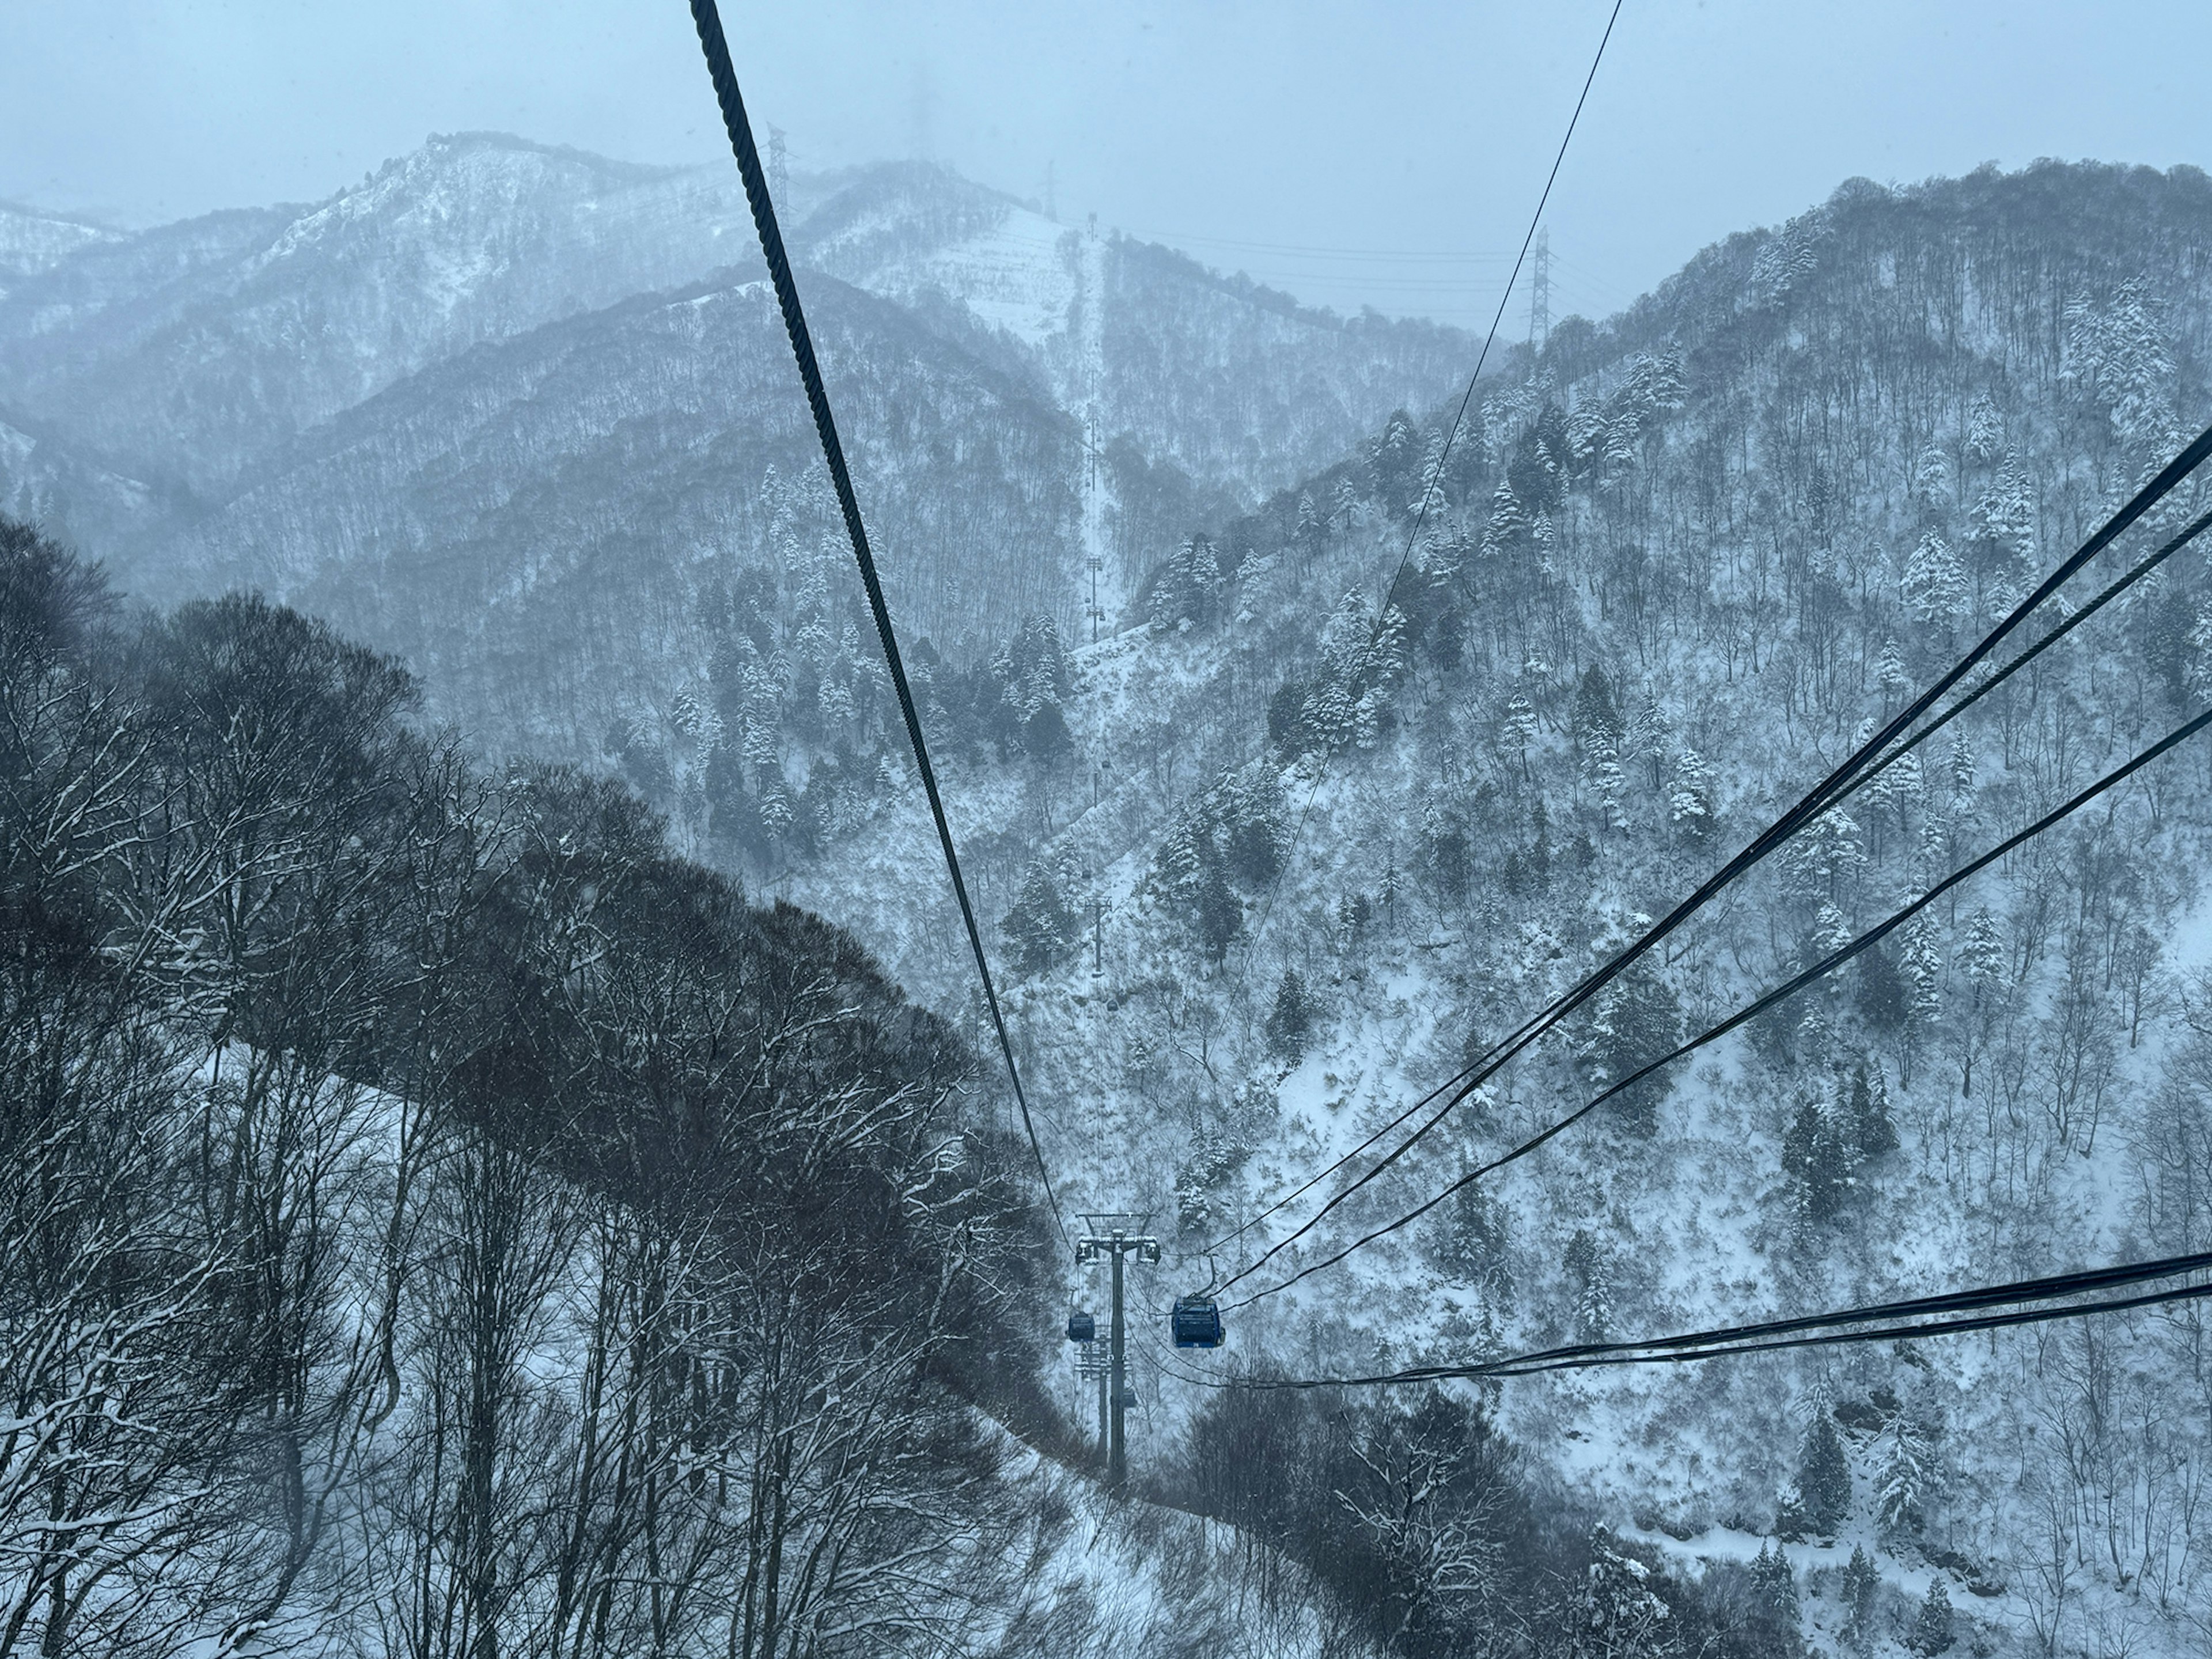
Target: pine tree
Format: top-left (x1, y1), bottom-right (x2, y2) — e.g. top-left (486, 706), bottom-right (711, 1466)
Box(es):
top-left (1902, 531), bottom-right (1969, 628)
top-left (1878, 1416), bottom-right (1934, 1536)
top-left (1266, 971), bottom-right (1315, 1062)
top-left (1910, 1577), bottom-right (1955, 1655)
top-left (1947, 729), bottom-right (1976, 804)
top-left (1503, 692), bottom-right (1539, 772)
top-left (1850, 1063), bottom-right (1899, 1157)
top-left (1750, 1538), bottom-right (1800, 1626)
top-left (1565, 1229), bottom-right (1610, 1341)
top-left (1965, 391), bottom-right (2005, 464)
top-left (1002, 865), bottom-right (1077, 975)
top-left (1798, 1411), bottom-right (1852, 1535)
top-left (1783, 1095), bottom-right (1858, 1226)
top-left (1842, 1544), bottom-right (1880, 1650)
top-left (1480, 482), bottom-right (1529, 559)
top-left (1877, 636), bottom-right (1911, 703)
top-left (1902, 920), bottom-right (1943, 1025)
top-left (1955, 906), bottom-right (2006, 1095)
top-left (1912, 440), bottom-right (1951, 503)
top-left (1668, 748), bottom-right (1711, 832)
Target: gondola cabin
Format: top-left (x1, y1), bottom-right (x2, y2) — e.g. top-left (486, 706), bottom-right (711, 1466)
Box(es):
top-left (1066, 1310), bottom-right (1096, 1343)
top-left (1171, 1295), bottom-right (1224, 1349)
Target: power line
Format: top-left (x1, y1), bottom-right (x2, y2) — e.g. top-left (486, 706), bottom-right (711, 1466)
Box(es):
top-left (1185, 1251), bottom-right (2212, 1391)
top-left (687, 0), bottom-right (1069, 1246)
top-left (1209, 423), bottom-right (2212, 1293)
top-left (1228, 695), bottom-right (2212, 1309)
top-left (1244, 0), bottom-right (1627, 958)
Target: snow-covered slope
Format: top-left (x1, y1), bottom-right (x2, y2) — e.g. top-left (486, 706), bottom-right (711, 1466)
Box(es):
top-left (0, 200), bottom-right (122, 295)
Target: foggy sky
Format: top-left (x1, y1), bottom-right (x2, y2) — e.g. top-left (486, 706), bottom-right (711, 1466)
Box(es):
top-left (5, 1), bottom-right (2208, 331)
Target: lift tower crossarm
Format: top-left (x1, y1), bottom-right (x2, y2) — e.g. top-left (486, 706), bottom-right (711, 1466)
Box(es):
top-left (1075, 1216), bottom-right (1159, 1488)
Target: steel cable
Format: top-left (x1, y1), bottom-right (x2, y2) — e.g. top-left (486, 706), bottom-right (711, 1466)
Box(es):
top-left (688, 0), bottom-right (1069, 1244)
top-left (1209, 427), bottom-right (2212, 1291)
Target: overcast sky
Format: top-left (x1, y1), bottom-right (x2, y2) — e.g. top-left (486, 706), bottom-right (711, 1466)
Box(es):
top-left (6, 2), bottom-right (2209, 330)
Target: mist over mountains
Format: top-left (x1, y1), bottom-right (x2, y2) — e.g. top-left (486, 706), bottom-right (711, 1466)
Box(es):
top-left (9, 130), bottom-right (2212, 1658)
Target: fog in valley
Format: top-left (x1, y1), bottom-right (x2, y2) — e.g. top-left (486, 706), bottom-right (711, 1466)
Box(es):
top-left (7, 6), bottom-right (2212, 1657)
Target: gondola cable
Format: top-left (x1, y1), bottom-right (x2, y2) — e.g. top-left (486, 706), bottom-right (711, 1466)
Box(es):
top-left (1169, 1249), bottom-right (2212, 1390)
top-left (1244, 0), bottom-right (1627, 956)
top-left (687, 0), bottom-right (1069, 1245)
top-left (1207, 426), bottom-right (2212, 1293)
top-left (1226, 694), bottom-right (2212, 1309)
top-left (1199, 498), bottom-right (2212, 1274)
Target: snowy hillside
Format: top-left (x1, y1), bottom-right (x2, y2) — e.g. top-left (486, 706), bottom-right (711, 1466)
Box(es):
top-left (710, 158), bottom-right (2212, 1658)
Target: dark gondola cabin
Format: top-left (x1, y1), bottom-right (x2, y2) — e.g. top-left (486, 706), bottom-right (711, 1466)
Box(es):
top-left (1171, 1295), bottom-right (1224, 1349)
top-left (1066, 1310), bottom-right (1097, 1343)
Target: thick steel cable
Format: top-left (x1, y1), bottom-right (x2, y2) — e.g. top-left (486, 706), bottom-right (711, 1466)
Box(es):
top-left (1181, 1251), bottom-right (2212, 1390)
top-left (1210, 425), bottom-right (2212, 1292)
top-left (1228, 698), bottom-right (2212, 1308)
top-left (1200, 502), bottom-right (2212, 1274)
top-left (1244, 0), bottom-right (1627, 956)
top-left (688, 1), bottom-right (1068, 1244)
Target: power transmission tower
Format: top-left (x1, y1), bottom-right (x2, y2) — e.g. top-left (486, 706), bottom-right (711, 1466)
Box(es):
top-left (767, 126), bottom-right (789, 203)
top-left (1528, 226), bottom-right (1551, 351)
top-left (1076, 1215), bottom-right (1159, 1487)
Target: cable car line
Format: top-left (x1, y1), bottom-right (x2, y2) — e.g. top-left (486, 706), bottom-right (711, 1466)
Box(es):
top-left (1244, 0), bottom-right (1627, 958)
top-left (1202, 498), bottom-right (2210, 1272)
top-left (1224, 695), bottom-right (2212, 1310)
top-left (1175, 1249), bottom-right (2212, 1391)
top-left (1206, 425), bottom-right (2212, 1294)
top-left (686, 0), bottom-right (1070, 1245)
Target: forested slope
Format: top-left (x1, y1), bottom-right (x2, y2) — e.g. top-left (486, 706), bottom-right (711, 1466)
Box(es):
top-left (707, 158), bottom-right (2212, 1658)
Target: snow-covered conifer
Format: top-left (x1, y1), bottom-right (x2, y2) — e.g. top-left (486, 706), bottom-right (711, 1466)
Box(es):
top-left (1879, 1415), bottom-right (1936, 1536)
top-left (1965, 391), bottom-right (2005, 464)
top-left (1749, 1538), bottom-right (1799, 1624)
top-left (1912, 441), bottom-right (1951, 503)
top-left (1668, 749), bottom-right (1711, 831)
top-left (1842, 1545), bottom-right (1880, 1649)
top-left (1877, 636), bottom-right (1911, 702)
top-left (1910, 1576), bottom-right (1955, 1654)
top-left (1902, 531), bottom-right (1968, 627)
top-left (1797, 1411), bottom-right (1851, 1534)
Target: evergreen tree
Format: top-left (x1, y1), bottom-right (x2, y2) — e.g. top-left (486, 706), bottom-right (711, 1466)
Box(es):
top-left (1294, 490), bottom-right (1324, 559)
top-left (1912, 440), bottom-right (1951, 504)
top-left (1842, 1544), bottom-right (1880, 1650)
top-left (1750, 1538), bottom-right (1800, 1627)
top-left (1266, 971), bottom-right (1316, 1062)
top-left (1149, 535), bottom-right (1224, 629)
top-left (1955, 906), bottom-right (2007, 1096)
top-left (1564, 1229), bottom-right (1611, 1341)
top-left (1877, 636), bottom-right (1911, 702)
top-left (1668, 748), bottom-right (1711, 831)
top-left (1582, 965), bottom-right (1682, 1135)
top-left (1902, 531), bottom-right (1969, 628)
top-left (1797, 1411), bottom-right (1852, 1534)
top-left (1878, 1416), bottom-right (1934, 1536)
top-left (1503, 692), bottom-right (1539, 771)
top-left (1910, 1577), bottom-right (1955, 1655)
top-left (1965, 391), bottom-right (2004, 463)
top-left (1782, 1095), bottom-right (1858, 1225)
top-left (1002, 865), bottom-right (1077, 975)
top-left (1584, 1527), bottom-right (1671, 1658)
top-left (1946, 729), bottom-right (1976, 804)
top-left (1850, 1063), bottom-right (1899, 1157)
top-left (1333, 475), bottom-right (1361, 531)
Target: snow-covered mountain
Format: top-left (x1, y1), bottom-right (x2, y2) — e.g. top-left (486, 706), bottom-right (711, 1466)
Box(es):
top-left (704, 157), bottom-right (2212, 1658)
top-left (0, 199), bottom-right (123, 296)
top-left (11, 133), bottom-right (2212, 1654)
top-left (0, 132), bottom-right (1472, 654)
